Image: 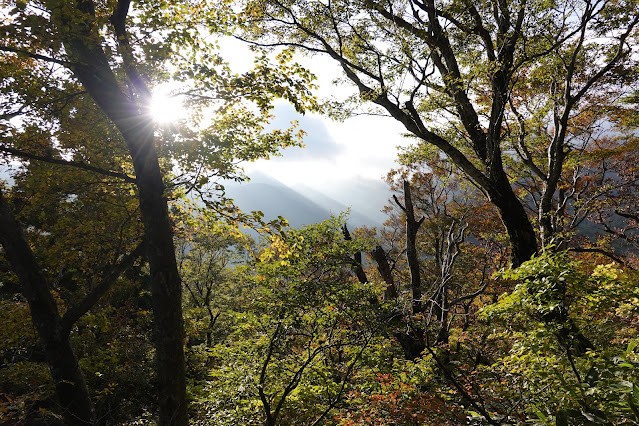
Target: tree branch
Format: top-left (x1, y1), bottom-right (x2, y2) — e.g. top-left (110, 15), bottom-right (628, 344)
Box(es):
top-left (110, 0), bottom-right (151, 98)
top-left (568, 247), bottom-right (627, 267)
top-left (0, 146), bottom-right (136, 183)
top-left (60, 239), bottom-right (147, 334)
top-left (0, 45), bottom-right (70, 65)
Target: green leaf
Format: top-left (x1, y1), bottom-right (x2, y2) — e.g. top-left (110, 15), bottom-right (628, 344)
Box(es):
top-left (580, 408), bottom-right (609, 424)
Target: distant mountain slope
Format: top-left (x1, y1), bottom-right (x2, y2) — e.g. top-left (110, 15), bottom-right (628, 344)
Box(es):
top-left (224, 181), bottom-right (331, 228)
top-left (222, 173), bottom-right (387, 229)
top-left (301, 178), bottom-right (391, 226)
top-left (291, 184), bottom-right (384, 229)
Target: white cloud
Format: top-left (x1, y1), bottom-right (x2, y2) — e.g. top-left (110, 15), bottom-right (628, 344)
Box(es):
top-left (248, 106), bottom-right (410, 186)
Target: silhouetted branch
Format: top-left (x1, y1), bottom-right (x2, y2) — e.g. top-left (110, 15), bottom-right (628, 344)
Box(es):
top-left (0, 146), bottom-right (136, 183)
top-left (60, 240), bottom-right (146, 334)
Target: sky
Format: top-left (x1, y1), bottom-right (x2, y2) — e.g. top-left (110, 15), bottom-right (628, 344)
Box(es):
top-left (246, 103), bottom-right (409, 188)
top-left (218, 38), bottom-right (411, 198)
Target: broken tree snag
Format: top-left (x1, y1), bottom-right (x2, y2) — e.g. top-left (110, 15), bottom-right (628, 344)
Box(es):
top-left (433, 221), bottom-right (468, 345)
top-left (372, 245), bottom-right (397, 300)
top-left (394, 180), bottom-right (425, 314)
top-left (342, 224), bottom-right (368, 284)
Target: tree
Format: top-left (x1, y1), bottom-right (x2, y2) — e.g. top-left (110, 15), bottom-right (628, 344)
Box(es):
top-left (360, 166), bottom-right (639, 423)
top-left (175, 211), bottom-right (251, 348)
top-left (187, 217), bottom-right (385, 425)
top-left (1, 1), bottom-right (315, 423)
top-left (0, 166), bottom-right (147, 424)
top-left (0, 118), bottom-right (152, 423)
top-left (482, 253), bottom-right (639, 424)
top-left (0, 190), bottom-right (95, 424)
top-left (249, 217), bottom-right (382, 425)
top-left (364, 158), bottom-right (511, 419)
top-left (233, 0), bottom-right (639, 266)
top-left (578, 137), bottom-right (639, 267)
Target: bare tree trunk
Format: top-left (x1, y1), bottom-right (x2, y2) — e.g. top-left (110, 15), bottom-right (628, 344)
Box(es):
top-left (394, 181), bottom-right (425, 313)
top-left (372, 245), bottom-right (397, 300)
top-left (435, 290), bottom-right (449, 345)
top-left (342, 225), bottom-right (368, 284)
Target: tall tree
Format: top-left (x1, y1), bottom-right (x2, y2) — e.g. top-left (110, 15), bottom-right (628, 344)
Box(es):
top-left (46, 2), bottom-right (188, 421)
top-left (234, 0), bottom-right (639, 266)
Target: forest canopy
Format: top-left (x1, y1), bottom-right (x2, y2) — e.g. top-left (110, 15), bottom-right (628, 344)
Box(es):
top-left (0, 0), bottom-right (638, 425)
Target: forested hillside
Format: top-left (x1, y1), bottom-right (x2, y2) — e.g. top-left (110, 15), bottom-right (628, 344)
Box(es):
top-left (0, 0), bottom-right (638, 425)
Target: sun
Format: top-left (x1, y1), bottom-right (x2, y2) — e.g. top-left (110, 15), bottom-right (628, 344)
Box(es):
top-left (149, 89), bottom-right (186, 124)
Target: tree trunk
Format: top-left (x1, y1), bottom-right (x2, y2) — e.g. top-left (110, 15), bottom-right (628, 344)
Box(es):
top-left (342, 225), bottom-right (368, 284)
top-left (135, 165), bottom-right (187, 425)
top-left (372, 245), bottom-right (397, 300)
top-left (395, 329), bottom-right (426, 361)
top-left (399, 181), bottom-right (425, 313)
top-left (0, 191), bottom-right (94, 425)
top-left (487, 177), bottom-right (538, 267)
top-left (435, 289), bottom-right (449, 345)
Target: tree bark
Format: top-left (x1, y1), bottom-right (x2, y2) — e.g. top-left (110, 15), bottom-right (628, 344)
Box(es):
top-left (435, 290), bottom-right (449, 345)
top-left (342, 225), bottom-right (368, 284)
top-left (0, 191), bottom-right (94, 425)
top-left (372, 245), bottom-right (397, 300)
top-left (487, 175), bottom-right (538, 267)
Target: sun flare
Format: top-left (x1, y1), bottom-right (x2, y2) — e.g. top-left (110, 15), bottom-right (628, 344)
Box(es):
top-left (150, 91), bottom-right (186, 124)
